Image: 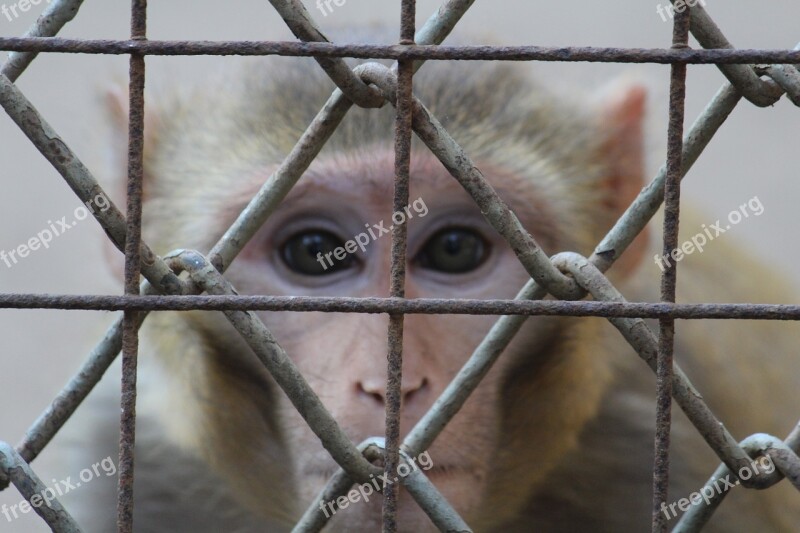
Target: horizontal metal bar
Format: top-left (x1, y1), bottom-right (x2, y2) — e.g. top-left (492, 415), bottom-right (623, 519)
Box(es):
top-left (3, 293), bottom-right (800, 320)
top-left (0, 38), bottom-right (799, 65)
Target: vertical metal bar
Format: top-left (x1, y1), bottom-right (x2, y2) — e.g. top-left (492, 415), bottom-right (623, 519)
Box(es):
top-left (117, 1), bottom-right (147, 531)
top-left (653, 6), bottom-right (691, 532)
top-left (383, 2), bottom-right (415, 531)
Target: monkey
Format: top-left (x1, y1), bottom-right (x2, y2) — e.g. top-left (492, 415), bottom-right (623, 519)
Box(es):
top-left (57, 37), bottom-right (800, 533)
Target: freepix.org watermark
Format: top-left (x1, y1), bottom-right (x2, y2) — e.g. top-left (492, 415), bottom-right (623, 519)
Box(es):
top-left (1, 0), bottom-right (50, 22)
top-left (656, 0), bottom-right (707, 22)
top-left (660, 454), bottom-right (775, 521)
top-left (315, 197), bottom-right (428, 271)
top-left (316, 0), bottom-right (346, 17)
top-left (318, 450), bottom-right (433, 518)
top-left (654, 196), bottom-right (764, 272)
top-left (0, 192), bottom-right (112, 269)
top-left (1, 456), bottom-right (116, 523)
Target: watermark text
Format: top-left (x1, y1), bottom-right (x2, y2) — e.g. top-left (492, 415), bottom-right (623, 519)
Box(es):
top-left (656, 0), bottom-right (707, 22)
top-left (1, 192), bottom-right (112, 269)
top-left (318, 450), bottom-right (433, 518)
top-left (654, 195), bottom-right (763, 271)
top-left (316, 197), bottom-right (428, 271)
top-left (1, 456), bottom-right (116, 523)
top-left (660, 454), bottom-right (774, 521)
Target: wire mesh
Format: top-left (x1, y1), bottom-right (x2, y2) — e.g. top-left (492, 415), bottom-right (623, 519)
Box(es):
top-left (0, 1), bottom-right (799, 532)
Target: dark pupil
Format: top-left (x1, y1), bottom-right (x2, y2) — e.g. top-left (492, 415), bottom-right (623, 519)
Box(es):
top-left (281, 231), bottom-right (353, 276)
top-left (418, 228), bottom-right (486, 274)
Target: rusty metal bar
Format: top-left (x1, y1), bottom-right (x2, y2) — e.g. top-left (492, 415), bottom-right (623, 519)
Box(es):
top-left (652, 7), bottom-right (690, 532)
top-left (0, 0), bottom-right (85, 82)
top-left (382, 3), bottom-right (416, 530)
top-left (2, 38), bottom-right (800, 65)
top-left (116, 1), bottom-right (147, 531)
top-left (6, 293), bottom-right (800, 320)
top-left (0, 442), bottom-right (81, 533)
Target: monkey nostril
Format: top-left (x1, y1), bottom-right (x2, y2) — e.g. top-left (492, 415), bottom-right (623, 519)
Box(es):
top-left (356, 381), bottom-right (385, 405)
top-left (356, 377), bottom-right (429, 405)
top-left (403, 377), bottom-right (428, 403)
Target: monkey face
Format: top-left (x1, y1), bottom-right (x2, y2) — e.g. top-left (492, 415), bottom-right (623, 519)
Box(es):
top-left (188, 147), bottom-right (566, 530)
top-left (127, 58), bottom-right (647, 530)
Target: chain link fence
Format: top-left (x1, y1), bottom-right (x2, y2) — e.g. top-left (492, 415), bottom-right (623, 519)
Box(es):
top-left (0, 0), bottom-right (799, 531)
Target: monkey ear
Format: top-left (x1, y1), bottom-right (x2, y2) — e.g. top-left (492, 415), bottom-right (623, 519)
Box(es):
top-left (102, 85), bottom-right (161, 281)
top-left (105, 85), bottom-right (162, 180)
top-left (594, 81), bottom-right (649, 277)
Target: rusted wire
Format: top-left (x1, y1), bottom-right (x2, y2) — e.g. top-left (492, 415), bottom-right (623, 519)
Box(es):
top-left (653, 7), bottom-right (690, 532)
top-left (5, 293), bottom-right (800, 320)
top-left (382, 2), bottom-right (417, 529)
top-left (2, 38), bottom-right (800, 65)
top-left (116, 1), bottom-right (147, 531)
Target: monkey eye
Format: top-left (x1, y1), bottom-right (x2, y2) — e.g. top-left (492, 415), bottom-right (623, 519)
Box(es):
top-left (415, 227), bottom-right (489, 274)
top-left (280, 230), bottom-right (355, 276)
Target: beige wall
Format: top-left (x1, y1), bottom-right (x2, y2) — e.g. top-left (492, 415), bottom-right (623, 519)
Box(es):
top-left (1, 1), bottom-right (798, 530)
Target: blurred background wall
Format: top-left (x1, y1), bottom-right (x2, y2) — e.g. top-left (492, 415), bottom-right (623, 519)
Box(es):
top-left (1, 1), bottom-right (798, 530)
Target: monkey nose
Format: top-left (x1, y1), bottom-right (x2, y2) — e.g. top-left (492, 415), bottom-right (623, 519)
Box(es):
top-left (356, 377), bottom-right (429, 406)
